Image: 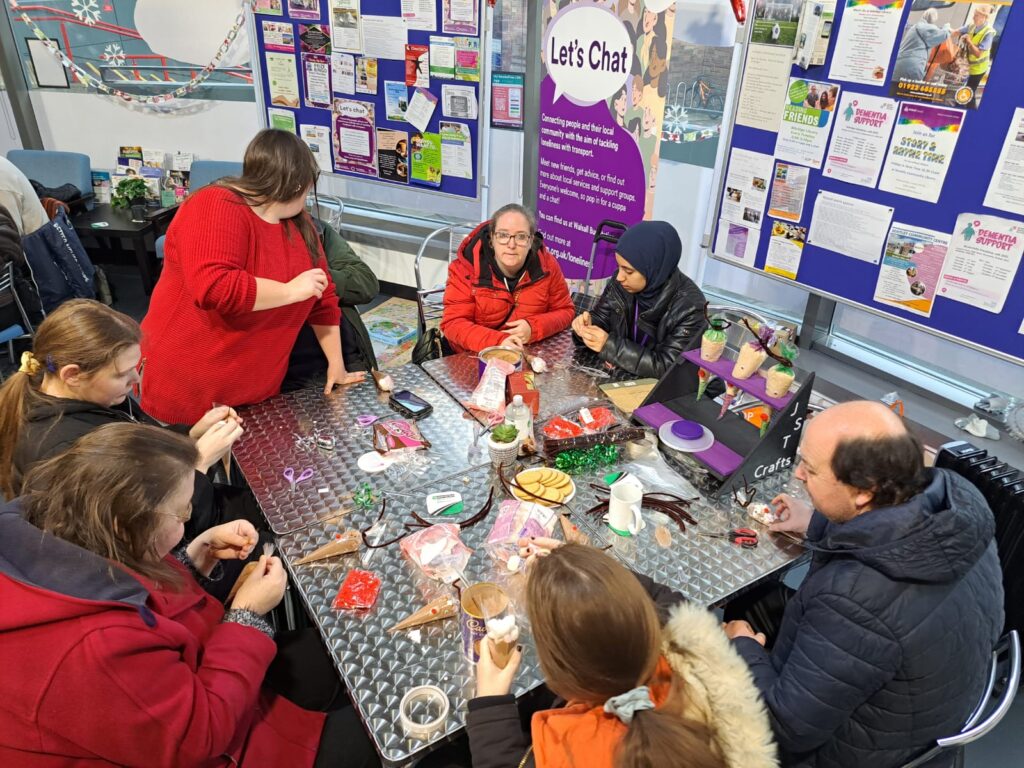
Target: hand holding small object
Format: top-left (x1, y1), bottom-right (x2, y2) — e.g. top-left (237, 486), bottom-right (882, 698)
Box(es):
top-left (579, 325), bottom-right (609, 353)
top-left (571, 311), bottom-right (592, 336)
top-left (230, 555), bottom-right (287, 615)
top-left (769, 493), bottom-right (813, 537)
top-left (288, 268), bottom-right (329, 302)
top-left (190, 404), bottom-right (241, 440)
top-left (517, 536), bottom-right (563, 569)
top-left (475, 635), bottom-right (522, 697)
top-left (723, 620), bottom-right (766, 646)
top-left (195, 419), bottom-right (244, 473)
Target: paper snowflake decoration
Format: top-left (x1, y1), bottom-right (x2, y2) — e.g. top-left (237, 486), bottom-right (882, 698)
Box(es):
top-left (71, 0), bottom-right (101, 26)
top-left (662, 104), bottom-right (690, 136)
top-left (102, 43), bottom-right (125, 66)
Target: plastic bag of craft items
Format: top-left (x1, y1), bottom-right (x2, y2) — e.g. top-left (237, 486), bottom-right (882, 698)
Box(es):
top-left (609, 434), bottom-right (702, 500)
top-left (485, 500), bottom-right (559, 571)
top-left (467, 359), bottom-right (515, 415)
top-left (400, 523), bottom-right (472, 584)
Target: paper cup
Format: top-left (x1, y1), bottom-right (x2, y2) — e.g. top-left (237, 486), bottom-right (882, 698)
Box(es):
top-left (732, 344), bottom-right (767, 380)
top-left (460, 583), bottom-right (509, 663)
top-left (478, 346), bottom-right (524, 377)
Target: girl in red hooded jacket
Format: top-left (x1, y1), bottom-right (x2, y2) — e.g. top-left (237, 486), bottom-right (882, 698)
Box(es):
top-left (441, 204), bottom-right (575, 354)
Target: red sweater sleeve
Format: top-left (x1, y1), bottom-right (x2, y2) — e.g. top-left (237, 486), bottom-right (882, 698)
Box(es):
top-left (527, 257), bottom-right (575, 342)
top-left (441, 259), bottom-right (508, 352)
top-left (167, 187), bottom-right (258, 316)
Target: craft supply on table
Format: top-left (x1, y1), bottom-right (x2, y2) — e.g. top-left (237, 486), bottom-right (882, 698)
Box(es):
top-left (696, 527), bottom-right (759, 548)
top-left (426, 491), bottom-right (464, 516)
top-left (353, 483), bottom-right (380, 509)
top-left (658, 420), bottom-right (715, 453)
top-left (553, 444), bottom-right (620, 474)
top-left (284, 466), bottom-right (314, 490)
top-left (459, 582), bottom-right (509, 663)
top-left (373, 419), bottom-right (431, 453)
top-left (485, 499), bottom-right (559, 567)
top-left (400, 524), bottom-right (473, 584)
top-left (358, 450), bottom-right (396, 473)
top-left (399, 685), bottom-right (450, 741)
top-left (747, 502), bottom-right (779, 527)
top-left (388, 594), bottom-right (459, 633)
top-left (599, 378), bottom-right (658, 415)
top-left (295, 530), bottom-right (362, 565)
top-left (371, 370), bottom-right (395, 392)
top-left (333, 569), bottom-right (382, 610)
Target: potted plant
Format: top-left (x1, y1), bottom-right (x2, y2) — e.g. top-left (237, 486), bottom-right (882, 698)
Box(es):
top-left (112, 176), bottom-right (150, 222)
top-left (487, 423), bottom-right (520, 470)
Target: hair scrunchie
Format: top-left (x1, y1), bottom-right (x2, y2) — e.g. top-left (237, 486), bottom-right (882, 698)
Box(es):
top-left (18, 351), bottom-right (41, 376)
top-left (603, 686), bottom-right (655, 725)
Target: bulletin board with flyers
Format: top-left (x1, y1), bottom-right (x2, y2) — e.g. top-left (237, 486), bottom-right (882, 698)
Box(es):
top-left (251, 0), bottom-right (487, 200)
top-left (709, 0), bottom-right (1024, 364)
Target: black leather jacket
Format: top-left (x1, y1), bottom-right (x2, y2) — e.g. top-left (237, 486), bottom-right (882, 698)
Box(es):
top-left (576, 270), bottom-right (707, 378)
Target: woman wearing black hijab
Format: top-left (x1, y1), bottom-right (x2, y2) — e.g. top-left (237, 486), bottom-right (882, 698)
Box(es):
top-left (571, 221), bottom-right (707, 378)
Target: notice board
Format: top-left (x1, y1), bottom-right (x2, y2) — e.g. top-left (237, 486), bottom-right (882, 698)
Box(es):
top-left (710, 0), bottom-right (1024, 364)
top-left (251, 0), bottom-right (486, 200)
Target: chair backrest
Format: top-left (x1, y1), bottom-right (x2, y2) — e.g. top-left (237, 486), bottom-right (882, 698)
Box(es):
top-left (7, 150), bottom-right (91, 199)
top-left (188, 160), bottom-right (243, 192)
top-left (900, 630), bottom-right (1021, 768)
top-left (0, 261), bottom-right (35, 334)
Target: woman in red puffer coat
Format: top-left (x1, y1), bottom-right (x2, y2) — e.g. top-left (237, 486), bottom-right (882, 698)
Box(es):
top-left (441, 204), bottom-right (575, 354)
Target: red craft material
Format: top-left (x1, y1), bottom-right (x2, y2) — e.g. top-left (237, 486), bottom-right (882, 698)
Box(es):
top-left (333, 569), bottom-right (382, 610)
top-left (543, 416), bottom-right (584, 440)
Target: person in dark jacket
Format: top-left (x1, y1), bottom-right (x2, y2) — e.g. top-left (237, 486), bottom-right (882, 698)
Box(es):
top-left (285, 221), bottom-right (380, 390)
top-left (0, 300), bottom-right (242, 540)
top-left (725, 401), bottom-right (1004, 767)
top-left (571, 220), bottom-right (707, 378)
top-left (465, 541), bottom-right (777, 768)
top-left (441, 204), bottom-right (575, 354)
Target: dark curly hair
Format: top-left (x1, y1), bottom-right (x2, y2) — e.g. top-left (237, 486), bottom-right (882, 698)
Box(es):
top-left (831, 431), bottom-right (929, 508)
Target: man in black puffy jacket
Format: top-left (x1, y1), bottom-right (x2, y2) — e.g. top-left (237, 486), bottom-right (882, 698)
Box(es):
top-left (725, 400), bottom-right (1004, 767)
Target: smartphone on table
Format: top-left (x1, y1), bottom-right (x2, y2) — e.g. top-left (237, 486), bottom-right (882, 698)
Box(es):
top-left (388, 389), bottom-right (433, 419)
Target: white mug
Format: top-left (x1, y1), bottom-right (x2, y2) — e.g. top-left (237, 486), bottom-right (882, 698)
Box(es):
top-left (606, 482), bottom-right (645, 536)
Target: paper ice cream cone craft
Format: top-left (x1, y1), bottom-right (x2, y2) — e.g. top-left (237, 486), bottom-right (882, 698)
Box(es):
top-left (227, 542), bottom-right (276, 602)
top-left (294, 530), bottom-right (362, 565)
top-left (696, 368), bottom-right (715, 401)
top-left (485, 614), bottom-right (520, 669)
top-left (718, 384), bottom-right (740, 420)
top-left (700, 305), bottom-right (730, 363)
top-left (732, 342), bottom-right (768, 380)
top-left (387, 594), bottom-right (459, 632)
top-left (747, 502), bottom-right (779, 526)
top-left (763, 341), bottom-right (798, 399)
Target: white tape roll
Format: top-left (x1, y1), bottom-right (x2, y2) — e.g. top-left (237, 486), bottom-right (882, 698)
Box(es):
top-left (399, 685), bottom-right (450, 741)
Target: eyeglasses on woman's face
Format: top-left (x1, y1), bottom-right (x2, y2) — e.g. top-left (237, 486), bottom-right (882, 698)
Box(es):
top-left (493, 231), bottom-right (531, 247)
top-left (160, 502), bottom-right (193, 524)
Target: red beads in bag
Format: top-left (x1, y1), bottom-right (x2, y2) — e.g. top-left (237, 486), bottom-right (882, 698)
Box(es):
top-left (542, 416), bottom-right (584, 440)
top-left (333, 569), bottom-right (382, 610)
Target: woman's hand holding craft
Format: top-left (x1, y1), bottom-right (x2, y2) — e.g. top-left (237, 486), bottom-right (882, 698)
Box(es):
top-left (230, 555), bottom-right (287, 615)
top-left (475, 636), bottom-right (522, 697)
top-left (195, 419), bottom-right (244, 473)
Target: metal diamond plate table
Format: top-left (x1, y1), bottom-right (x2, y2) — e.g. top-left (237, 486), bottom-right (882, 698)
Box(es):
top-left (421, 331), bottom-right (608, 424)
top-left (233, 365), bottom-right (485, 535)
top-left (234, 360), bottom-right (808, 766)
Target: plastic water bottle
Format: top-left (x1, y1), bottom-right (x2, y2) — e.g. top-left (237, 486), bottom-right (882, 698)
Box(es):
top-left (506, 394), bottom-right (533, 454)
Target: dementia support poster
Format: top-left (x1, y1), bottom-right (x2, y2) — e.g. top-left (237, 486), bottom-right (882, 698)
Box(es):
top-left (536, 1), bottom-right (675, 285)
top-left (940, 214), bottom-right (1024, 313)
top-left (889, 0), bottom-right (1012, 109)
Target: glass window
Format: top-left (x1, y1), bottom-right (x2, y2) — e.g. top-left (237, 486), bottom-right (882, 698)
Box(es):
top-left (700, 256), bottom-right (810, 324)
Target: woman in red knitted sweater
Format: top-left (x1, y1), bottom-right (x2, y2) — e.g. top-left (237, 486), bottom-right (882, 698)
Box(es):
top-left (140, 130), bottom-right (365, 424)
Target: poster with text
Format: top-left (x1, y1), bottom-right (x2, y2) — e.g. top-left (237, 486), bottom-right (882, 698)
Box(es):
top-left (873, 223), bottom-right (950, 317)
top-left (828, 0), bottom-right (905, 85)
top-left (736, 44), bottom-right (792, 132)
top-left (765, 221), bottom-right (808, 279)
top-left (332, 98), bottom-right (377, 177)
top-left (300, 124), bottom-right (333, 171)
top-left (402, 0), bottom-right (436, 32)
top-left (266, 52), bottom-right (300, 108)
top-left (878, 102), bottom-right (964, 203)
top-left (406, 44), bottom-right (429, 87)
top-left (775, 78), bottom-right (841, 169)
top-left (355, 57), bottom-right (377, 94)
top-left (256, 0), bottom-right (283, 16)
top-left (300, 24), bottom-right (332, 55)
top-left (268, 107), bottom-right (296, 133)
top-left (384, 81), bottom-right (409, 121)
top-left (538, 1), bottom-right (676, 286)
top-left (822, 92), bottom-right (897, 187)
top-left (491, 72), bottom-right (524, 129)
top-left (263, 21), bottom-right (295, 52)
top-left (288, 0), bottom-right (320, 21)
top-left (721, 148), bottom-right (773, 227)
top-left (376, 128), bottom-right (409, 183)
top-left (714, 221), bottom-right (760, 268)
top-left (808, 190), bottom-right (893, 263)
top-left (443, 0), bottom-right (479, 35)
top-left (889, 0), bottom-right (1011, 109)
top-left (752, 0), bottom-right (803, 46)
top-left (330, 0), bottom-right (363, 54)
top-left (984, 107), bottom-right (1024, 216)
top-left (332, 52), bottom-right (355, 93)
top-left (302, 54), bottom-right (332, 109)
top-left (440, 120), bottom-right (473, 179)
top-left (940, 214), bottom-right (1024, 313)
top-left (768, 162), bottom-right (810, 222)
top-left (410, 131), bottom-right (442, 186)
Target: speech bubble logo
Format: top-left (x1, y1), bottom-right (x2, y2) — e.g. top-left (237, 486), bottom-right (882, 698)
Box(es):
top-left (545, 6), bottom-right (634, 105)
top-left (644, 0), bottom-right (678, 12)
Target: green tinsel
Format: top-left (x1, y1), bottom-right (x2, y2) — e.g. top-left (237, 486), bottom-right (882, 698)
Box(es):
top-left (353, 482), bottom-right (378, 509)
top-left (554, 444), bottom-right (620, 475)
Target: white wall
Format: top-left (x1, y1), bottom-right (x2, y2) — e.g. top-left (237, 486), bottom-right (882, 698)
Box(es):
top-left (29, 91), bottom-right (259, 168)
top-left (0, 90), bottom-right (21, 154)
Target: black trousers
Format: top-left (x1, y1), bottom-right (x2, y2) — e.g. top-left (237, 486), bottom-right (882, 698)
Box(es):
top-left (722, 580), bottom-right (795, 649)
top-left (266, 627), bottom-right (382, 768)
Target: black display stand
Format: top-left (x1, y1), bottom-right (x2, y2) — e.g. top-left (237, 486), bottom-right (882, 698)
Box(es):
top-left (634, 348), bottom-right (813, 499)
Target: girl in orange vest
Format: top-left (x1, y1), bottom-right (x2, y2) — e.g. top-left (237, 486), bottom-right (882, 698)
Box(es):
top-left (464, 543), bottom-right (778, 768)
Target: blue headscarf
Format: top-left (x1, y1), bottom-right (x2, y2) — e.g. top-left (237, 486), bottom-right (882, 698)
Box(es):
top-left (615, 221), bottom-right (682, 309)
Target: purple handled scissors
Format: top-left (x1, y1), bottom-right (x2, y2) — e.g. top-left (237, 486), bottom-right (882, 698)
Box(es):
top-left (284, 466), bottom-right (314, 490)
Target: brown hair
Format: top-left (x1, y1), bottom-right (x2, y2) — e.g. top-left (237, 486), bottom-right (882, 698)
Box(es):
top-left (0, 299), bottom-right (141, 500)
top-left (217, 128), bottom-right (322, 266)
top-left (489, 203), bottom-right (537, 237)
top-left (20, 423), bottom-right (198, 585)
top-left (527, 545), bottom-right (723, 768)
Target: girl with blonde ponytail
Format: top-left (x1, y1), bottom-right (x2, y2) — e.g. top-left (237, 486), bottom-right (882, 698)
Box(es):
top-left (0, 300), bottom-right (243, 538)
top-left (464, 543), bottom-right (778, 768)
